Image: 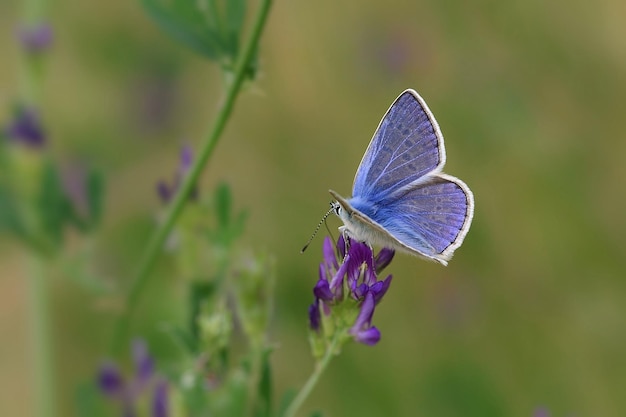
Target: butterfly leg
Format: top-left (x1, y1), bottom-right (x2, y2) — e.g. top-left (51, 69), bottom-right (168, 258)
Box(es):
top-left (338, 226), bottom-right (352, 261)
top-left (365, 242), bottom-right (375, 267)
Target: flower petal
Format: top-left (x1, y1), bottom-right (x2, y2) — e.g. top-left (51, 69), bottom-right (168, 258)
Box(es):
top-left (156, 181), bottom-right (172, 203)
top-left (370, 275), bottom-right (392, 304)
top-left (308, 301), bottom-right (321, 331)
top-left (352, 291), bottom-right (375, 331)
top-left (97, 361), bottom-right (124, 397)
top-left (375, 248), bottom-right (395, 273)
top-left (179, 146), bottom-right (193, 173)
top-left (4, 107), bottom-right (45, 147)
top-left (313, 278), bottom-right (334, 301)
top-left (353, 326), bottom-right (381, 346)
top-left (345, 241), bottom-right (370, 285)
top-left (337, 234), bottom-right (347, 259)
top-left (352, 282), bottom-right (369, 299)
top-left (323, 236), bottom-right (339, 270)
top-left (17, 24), bottom-right (53, 53)
top-left (152, 378), bottom-right (169, 417)
top-left (329, 254), bottom-right (350, 290)
top-left (132, 339), bottom-right (154, 386)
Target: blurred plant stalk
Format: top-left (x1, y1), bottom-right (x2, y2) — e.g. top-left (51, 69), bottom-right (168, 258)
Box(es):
top-left (19, 0), bottom-right (56, 414)
top-left (112, 0), bottom-right (273, 354)
top-left (27, 256), bottom-right (55, 417)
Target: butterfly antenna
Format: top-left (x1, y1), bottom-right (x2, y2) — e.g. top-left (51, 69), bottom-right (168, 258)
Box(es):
top-left (301, 206), bottom-right (335, 253)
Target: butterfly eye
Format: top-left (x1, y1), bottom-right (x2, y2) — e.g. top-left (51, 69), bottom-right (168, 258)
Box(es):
top-left (331, 201), bottom-right (341, 216)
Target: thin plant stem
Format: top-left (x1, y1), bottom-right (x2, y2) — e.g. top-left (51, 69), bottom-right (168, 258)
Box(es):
top-left (27, 255), bottom-right (56, 417)
top-left (283, 334), bottom-right (343, 417)
top-left (112, 0), bottom-right (273, 353)
top-left (21, 0), bottom-right (55, 415)
top-left (20, 0), bottom-right (46, 106)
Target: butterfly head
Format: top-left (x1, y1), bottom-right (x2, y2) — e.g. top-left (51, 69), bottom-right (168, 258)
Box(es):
top-left (329, 189), bottom-right (354, 220)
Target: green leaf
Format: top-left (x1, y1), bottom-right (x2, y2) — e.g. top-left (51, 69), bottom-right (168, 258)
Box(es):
top-left (224, 0), bottom-right (247, 56)
top-left (142, 0), bottom-right (225, 60)
top-left (36, 161), bottom-right (71, 246)
top-left (277, 389), bottom-right (297, 417)
top-left (222, 369), bottom-right (249, 417)
top-left (254, 348), bottom-right (273, 417)
top-left (215, 182), bottom-right (232, 228)
top-left (0, 184), bottom-right (25, 237)
top-left (308, 411), bottom-right (324, 417)
top-left (161, 323), bottom-right (198, 354)
top-left (209, 182), bottom-right (247, 247)
top-left (189, 280), bottom-right (217, 343)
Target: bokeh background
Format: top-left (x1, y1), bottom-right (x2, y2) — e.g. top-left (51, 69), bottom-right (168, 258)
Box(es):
top-left (2, 0), bottom-right (626, 416)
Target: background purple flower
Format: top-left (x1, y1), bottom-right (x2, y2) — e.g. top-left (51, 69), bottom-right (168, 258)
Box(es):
top-left (157, 145), bottom-right (197, 203)
top-left (3, 106), bottom-right (46, 148)
top-left (17, 23), bottom-right (53, 53)
top-left (97, 339), bottom-right (168, 417)
top-left (533, 408), bottom-right (550, 417)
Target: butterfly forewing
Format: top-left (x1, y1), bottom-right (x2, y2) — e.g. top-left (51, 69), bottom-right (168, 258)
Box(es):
top-left (352, 90), bottom-right (445, 202)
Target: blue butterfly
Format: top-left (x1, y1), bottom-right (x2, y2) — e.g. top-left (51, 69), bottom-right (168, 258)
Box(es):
top-left (330, 89), bottom-right (474, 265)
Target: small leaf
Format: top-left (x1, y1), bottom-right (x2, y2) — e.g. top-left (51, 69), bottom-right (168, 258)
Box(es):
top-left (277, 389), bottom-right (297, 417)
top-left (161, 323), bottom-right (197, 354)
top-left (37, 161), bottom-right (71, 245)
top-left (208, 182), bottom-right (247, 247)
top-left (253, 348), bottom-right (273, 417)
top-left (215, 182), bottom-right (232, 228)
top-left (222, 369), bottom-right (248, 417)
top-left (0, 184), bottom-right (28, 242)
top-left (224, 0), bottom-right (247, 57)
top-left (189, 281), bottom-right (217, 342)
top-left (142, 0), bottom-right (224, 60)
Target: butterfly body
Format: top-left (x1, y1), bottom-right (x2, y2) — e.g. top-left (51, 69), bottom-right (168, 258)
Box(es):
top-left (331, 89), bottom-right (474, 266)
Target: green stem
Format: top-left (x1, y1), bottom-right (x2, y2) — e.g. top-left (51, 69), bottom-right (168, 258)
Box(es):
top-left (19, 0), bottom-right (46, 106)
top-left (28, 256), bottom-right (56, 417)
top-left (21, 0), bottom-right (54, 415)
top-left (283, 334), bottom-right (342, 417)
top-left (112, 0), bottom-right (273, 353)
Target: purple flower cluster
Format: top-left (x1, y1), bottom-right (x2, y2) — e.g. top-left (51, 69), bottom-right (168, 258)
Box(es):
top-left (17, 23), bottom-right (53, 54)
top-left (309, 235), bottom-right (394, 346)
top-left (97, 340), bottom-right (169, 417)
top-left (156, 145), bottom-right (196, 203)
top-left (3, 106), bottom-right (46, 148)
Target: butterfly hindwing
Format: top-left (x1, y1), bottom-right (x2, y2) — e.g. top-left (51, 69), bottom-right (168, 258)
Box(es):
top-left (348, 174), bottom-right (473, 263)
top-left (352, 90), bottom-right (445, 201)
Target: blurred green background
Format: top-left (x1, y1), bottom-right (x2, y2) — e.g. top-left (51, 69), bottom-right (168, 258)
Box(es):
top-left (2, 0), bottom-right (626, 416)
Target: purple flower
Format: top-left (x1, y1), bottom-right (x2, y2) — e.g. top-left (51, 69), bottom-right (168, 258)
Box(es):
top-left (309, 236), bottom-right (394, 346)
top-left (132, 339), bottom-right (154, 388)
top-left (313, 275), bottom-right (334, 301)
top-left (157, 145), bottom-right (197, 203)
top-left (308, 301), bottom-right (321, 332)
top-left (97, 339), bottom-right (169, 417)
top-left (374, 247), bottom-right (395, 273)
top-left (349, 292), bottom-right (381, 345)
top-left (3, 106), bottom-right (46, 148)
top-left (17, 23), bottom-right (53, 54)
top-left (153, 378), bottom-right (169, 417)
top-left (98, 362), bottom-right (124, 397)
top-left (533, 408), bottom-right (550, 417)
